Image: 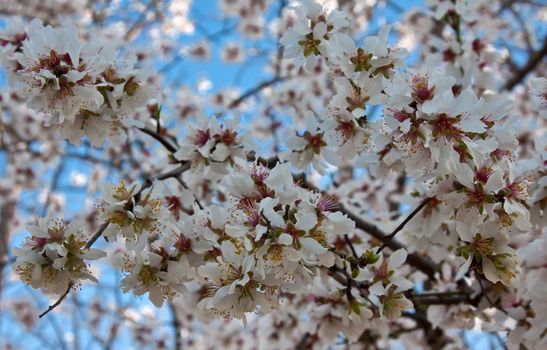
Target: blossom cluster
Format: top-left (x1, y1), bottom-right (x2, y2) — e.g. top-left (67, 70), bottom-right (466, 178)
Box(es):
top-left (13, 216), bottom-right (106, 295)
top-left (0, 18), bottom-right (153, 146)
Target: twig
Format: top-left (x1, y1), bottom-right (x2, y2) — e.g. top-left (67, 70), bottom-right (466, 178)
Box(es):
top-left (477, 277), bottom-right (508, 315)
top-left (507, 5), bottom-right (534, 52)
top-left (376, 197), bottom-right (433, 254)
top-left (168, 302), bottom-right (183, 350)
top-left (228, 76), bottom-right (286, 109)
top-left (344, 234), bottom-right (358, 259)
top-left (338, 204), bottom-right (438, 278)
top-left (295, 332), bottom-right (311, 350)
top-left (38, 282), bottom-right (74, 318)
top-left (138, 127), bottom-right (178, 153)
top-left (84, 222), bottom-right (110, 249)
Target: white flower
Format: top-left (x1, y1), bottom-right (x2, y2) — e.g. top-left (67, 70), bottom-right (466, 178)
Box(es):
top-left (280, 112), bottom-right (339, 174)
top-left (357, 248), bottom-right (414, 295)
top-left (455, 222), bottom-right (519, 286)
top-left (174, 115), bottom-right (249, 176)
top-left (197, 240), bottom-right (278, 323)
top-left (119, 247), bottom-right (191, 307)
top-left (14, 216), bottom-right (105, 295)
top-left (99, 181), bottom-right (167, 244)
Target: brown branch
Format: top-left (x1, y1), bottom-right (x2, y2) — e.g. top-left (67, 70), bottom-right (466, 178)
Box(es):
top-left (138, 127), bottom-right (178, 153)
top-left (376, 197), bottom-right (433, 254)
top-left (84, 222), bottom-right (110, 249)
top-left (408, 291), bottom-right (472, 305)
top-left (504, 36), bottom-right (547, 90)
top-left (228, 76), bottom-right (286, 109)
top-left (295, 332), bottom-right (311, 350)
top-left (401, 311), bottom-right (451, 348)
top-left (508, 5), bottom-right (534, 52)
top-left (0, 200), bottom-right (16, 302)
top-left (344, 234), bottom-right (359, 259)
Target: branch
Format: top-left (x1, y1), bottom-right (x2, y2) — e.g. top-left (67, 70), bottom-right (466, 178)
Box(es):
top-left (504, 36), bottom-right (547, 90)
top-left (0, 200), bottom-right (17, 301)
top-left (138, 127), bottom-right (178, 153)
top-left (408, 291), bottom-right (472, 305)
top-left (84, 222), bottom-right (110, 249)
top-left (228, 76), bottom-right (286, 109)
top-left (168, 302), bottom-right (183, 350)
top-left (376, 197), bottom-right (433, 254)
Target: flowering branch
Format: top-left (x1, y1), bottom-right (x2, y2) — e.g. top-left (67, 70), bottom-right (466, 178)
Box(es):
top-left (337, 204), bottom-right (438, 278)
top-left (36, 162), bottom-right (191, 318)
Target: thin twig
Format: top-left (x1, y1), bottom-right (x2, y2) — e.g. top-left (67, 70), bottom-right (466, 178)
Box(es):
top-left (376, 197), bottom-right (433, 254)
top-left (338, 204), bottom-right (438, 278)
top-left (84, 222), bottom-right (110, 249)
top-left (38, 282), bottom-right (74, 318)
top-left (344, 234), bottom-right (358, 259)
top-left (169, 302), bottom-right (183, 350)
top-left (228, 76), bottom-right (286, 109)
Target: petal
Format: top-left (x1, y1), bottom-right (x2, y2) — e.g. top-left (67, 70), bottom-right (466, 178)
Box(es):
top-left (300, 237), bottom-right (327, 254)
top-left (313, 22), bottom-right (327, 39)
top-left (369, 281), bottom-right (385, 295)
top-left (149, 285), bottom-right (165, 307)
top-left (296, 211), bottom-right (317, 231)
top-left (278, 233), bottom-right (293, 246)
top-left (482, 258), bottom-right (500, 284)
top-left (389, 249), bottom-right (407, 269)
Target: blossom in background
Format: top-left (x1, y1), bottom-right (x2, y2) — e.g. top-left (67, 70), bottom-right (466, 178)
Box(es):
top-left (528, 77), bottom-right (546, 119)
top-left (280, 0), bottom-right (349, 70)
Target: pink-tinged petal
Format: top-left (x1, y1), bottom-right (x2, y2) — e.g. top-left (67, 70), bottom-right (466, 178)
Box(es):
top-left (392, 276), bottom-right (414, 293)
top-left (318, 252), bottom-right (335, 267)
top-left (455, 163), bottom-right (475, 189)
top-left (149, 285), bottom-right (164, 307)
top-left (456, 256), bottom-right (472, 281)
top-left (313, 22), bottom-right (327, 40)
